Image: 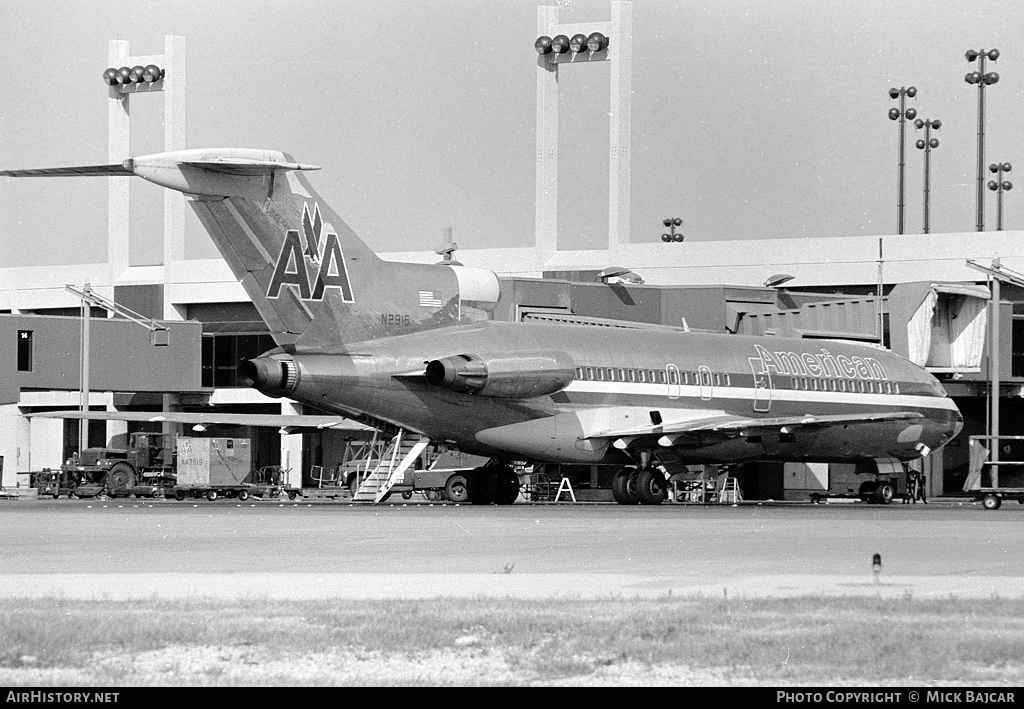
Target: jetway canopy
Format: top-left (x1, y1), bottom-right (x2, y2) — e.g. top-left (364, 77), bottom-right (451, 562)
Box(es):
top-left (906, 283), bottom-right (990, 371)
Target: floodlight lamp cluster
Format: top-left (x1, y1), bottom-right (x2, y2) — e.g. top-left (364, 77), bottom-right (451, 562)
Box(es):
top-left (914, 118), bottom-right (941, 150)
top-left (988, 162), bottom-right (1013, 192)
top-left (102, 64), bottom-right (164, 86)
top-left (964, 48), bottom-right (999, 85)
top-left (535, 31), bottom-right (608, 56)
top-left (887, 86), bottom-right (917, 121)
top-left (661, 217), bottom-right (684, 243)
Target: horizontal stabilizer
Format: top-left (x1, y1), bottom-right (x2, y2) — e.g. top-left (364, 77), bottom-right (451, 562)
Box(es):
top-left (178, 158), bottom-right (321, 175)
top-left (0, 155), bottom-right (320, 180)
top-left (0, 164), bottom-right (134, 178)
top-left (26, 410), bottom-right (374, 434)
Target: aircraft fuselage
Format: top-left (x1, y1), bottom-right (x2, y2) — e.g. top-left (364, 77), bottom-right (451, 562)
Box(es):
top-left (253, 320), bottom-right (961, 466)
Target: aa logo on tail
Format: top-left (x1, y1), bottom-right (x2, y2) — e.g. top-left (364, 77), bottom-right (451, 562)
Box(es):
top-left (267, 203), bottom-right (354, 302)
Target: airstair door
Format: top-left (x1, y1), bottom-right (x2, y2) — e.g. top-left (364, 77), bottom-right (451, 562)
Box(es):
top-left (749, 357), bottom-right (772, 413)
top-left (666, 364), bottom-right (681, 399)
top-left (698, 365), bottom-right (714, 401)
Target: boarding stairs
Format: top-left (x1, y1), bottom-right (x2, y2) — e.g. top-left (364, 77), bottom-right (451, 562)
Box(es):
top-left (718, 477), bottom-right (742, 504)
top-left (351, 430), bottom-right (429, 503)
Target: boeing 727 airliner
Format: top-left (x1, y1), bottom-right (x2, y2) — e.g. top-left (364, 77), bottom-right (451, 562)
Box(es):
top-left (1, 149), bottom-right (963, 504)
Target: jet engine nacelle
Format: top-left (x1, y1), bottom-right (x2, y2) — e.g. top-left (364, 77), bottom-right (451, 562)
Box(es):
top-left (239, 355), bottom-right (299, 397)
top-left (425, 351), bottom-right (575, 399)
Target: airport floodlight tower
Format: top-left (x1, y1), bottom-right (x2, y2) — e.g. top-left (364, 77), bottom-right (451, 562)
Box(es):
top-left (964, 48), bottom-right (1000, 232)
top-left (887, 86), bottom-right (917, 235)
top-left (535, 1), bottom-right (632, 265)
top-left (914, 118), bottom-right (941, 234)
top-left (104, 36), bottom-right (185, 303)
top-left (988, 162), bottom-right (1013, 231)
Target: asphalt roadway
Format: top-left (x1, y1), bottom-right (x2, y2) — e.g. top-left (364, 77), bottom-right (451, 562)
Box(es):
top-left (1, 497), bottom-right (1021, 601)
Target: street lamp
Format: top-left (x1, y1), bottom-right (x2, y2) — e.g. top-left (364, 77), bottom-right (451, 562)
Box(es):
top-left (988, 162), bottom-right (1013, 231)
top-left (914, 118), bottom-right (941, 234)
top-left (661, 217), bottom-right (683, 242)
top-left (888, 86), bottom-right (917, 234)
top-left (965, 48), bottom-right (1000, 232)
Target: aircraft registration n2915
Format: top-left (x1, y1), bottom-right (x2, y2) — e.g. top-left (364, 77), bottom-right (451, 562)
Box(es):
top-left (1, 149), bottom-right (963, 505)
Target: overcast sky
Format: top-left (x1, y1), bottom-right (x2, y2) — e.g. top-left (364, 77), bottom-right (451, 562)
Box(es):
top-left (1, 0), bottom-right (1022, 268)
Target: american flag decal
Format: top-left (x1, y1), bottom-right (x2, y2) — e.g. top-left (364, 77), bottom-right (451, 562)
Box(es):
top-left (419, 291), bottom-right (443, 308)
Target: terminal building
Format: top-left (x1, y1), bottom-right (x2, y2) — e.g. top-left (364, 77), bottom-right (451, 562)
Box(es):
top-left (1, 8), bottom-right (1021, 500)
top-left (2, 227), bottom-right (1017, 501)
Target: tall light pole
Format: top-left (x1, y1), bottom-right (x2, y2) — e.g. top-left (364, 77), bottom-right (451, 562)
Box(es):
top-left (965, 48), bottom-right (1000, 232)
top-left (914, 118), bottom-right (941, 234)
top-left (888, 86), bottom-right (917, 234)
top-left (988, 162), bottom-right (1013, 231)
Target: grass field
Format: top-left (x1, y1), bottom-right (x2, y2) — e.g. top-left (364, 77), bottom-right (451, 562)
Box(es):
top-left (2, 594), bottom-right (1023, 686)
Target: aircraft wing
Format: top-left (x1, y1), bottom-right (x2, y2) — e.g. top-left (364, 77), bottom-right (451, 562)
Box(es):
top-left (592, 410), bottom-right (925, 449)
top-left (25, 410), bottom-right (374, 434)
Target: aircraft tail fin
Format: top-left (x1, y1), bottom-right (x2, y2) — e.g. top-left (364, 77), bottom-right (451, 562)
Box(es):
top-left (1, 149), bottom-right (501, 349)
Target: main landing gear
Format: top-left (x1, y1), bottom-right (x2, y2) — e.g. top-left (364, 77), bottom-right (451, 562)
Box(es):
top-left (453, 464), bottom-right (520, 505)
top-left (857, 479), bottom-right (895, 505)
top-left (612, 466), bottom-right (669, 505)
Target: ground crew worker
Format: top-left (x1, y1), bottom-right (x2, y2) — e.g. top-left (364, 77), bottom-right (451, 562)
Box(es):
top-left (903, 470), bottom-right (918, 504)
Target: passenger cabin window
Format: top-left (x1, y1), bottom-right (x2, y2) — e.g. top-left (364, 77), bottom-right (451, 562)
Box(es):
top-left (575, 367), bottom-right (583, 380)
top-left (628, 369), bottom-right (636, 382)
top-left (585, 367), bottom-right (593, 380)
top-left (668, 370), bottom-right (679, 385)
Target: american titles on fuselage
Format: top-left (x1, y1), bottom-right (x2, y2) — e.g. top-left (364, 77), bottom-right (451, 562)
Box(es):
top-left (267, 202), bottom-right (355, 303)
top-left (753, 344), bottom-right (887, 381)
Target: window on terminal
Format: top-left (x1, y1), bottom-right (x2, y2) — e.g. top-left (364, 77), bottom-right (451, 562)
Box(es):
top-left (17, 330), bottom-right (33, 372)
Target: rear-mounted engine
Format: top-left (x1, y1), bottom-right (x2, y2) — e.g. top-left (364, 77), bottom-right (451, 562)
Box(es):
top-left (424, 351), bottom-right (574, 399)
top-left (239, 355), bottom-right (298, 397)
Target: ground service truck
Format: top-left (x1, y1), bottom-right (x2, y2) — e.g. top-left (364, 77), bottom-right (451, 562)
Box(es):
top-left (48, 432), bottom-right (176, 499)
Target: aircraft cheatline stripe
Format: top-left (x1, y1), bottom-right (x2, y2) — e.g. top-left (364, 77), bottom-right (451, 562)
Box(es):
top-left (564, 381), bottom-right (960, 412)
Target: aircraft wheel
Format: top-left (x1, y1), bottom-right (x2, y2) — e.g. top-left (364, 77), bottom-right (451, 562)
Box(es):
top-left (635, 469), bottom-right (668, 505)
top-left (402, 491), bottom-right (413, 500)
top-left (982, 493), bottom-right (1002, 511)
top-left (444, 474), bottom-right (470, 503)
top-left (466, 469), bottom-right (493, 505)
top-left (105, 463), bottom-right (136, 492)
top-left (611, 467), bottom-right (640, 505)
top-left (858, 480), bottom-right (878, 503)
top-left (486, 466), bottom-right (520, 505)
top-left (237, 489), bottom-right (250, 502)
top-left (873, 482), bottom-right (894, 505)
top-left (206, 490), bottom-right (218, 502)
